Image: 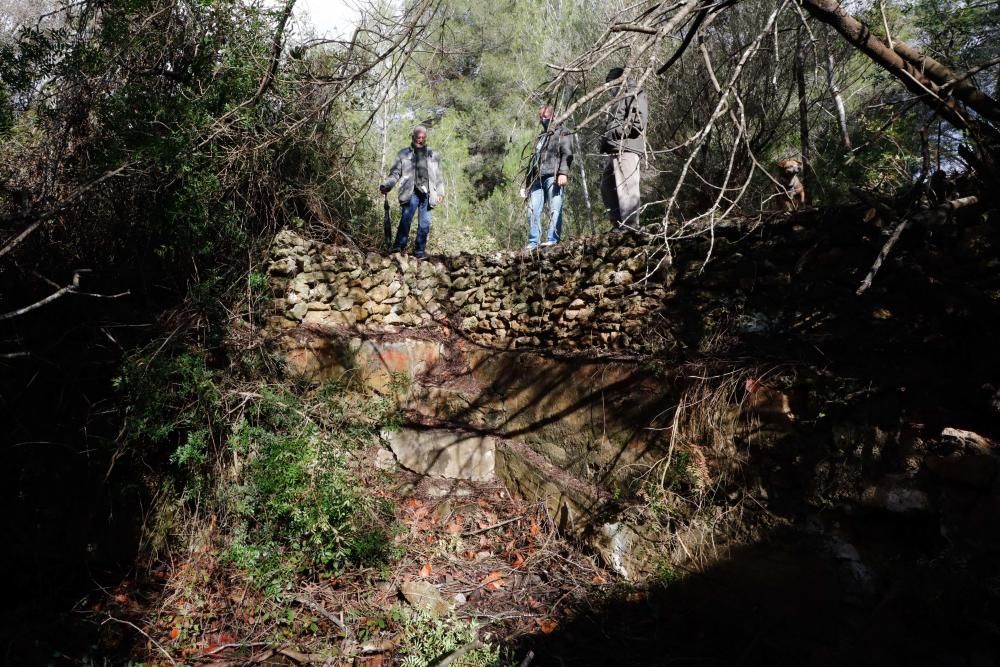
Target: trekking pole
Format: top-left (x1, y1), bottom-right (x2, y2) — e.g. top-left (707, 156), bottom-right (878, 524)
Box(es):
top-left (382, 193), bottom-right (392, 249)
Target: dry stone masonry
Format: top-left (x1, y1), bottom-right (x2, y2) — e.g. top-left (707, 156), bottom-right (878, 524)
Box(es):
top-left (267, 229), bottom-right (671, 352)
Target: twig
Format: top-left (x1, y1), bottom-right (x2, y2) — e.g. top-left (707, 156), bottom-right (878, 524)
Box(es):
top-left (278, 647), bottom-right (330, 664)
top-left (101, 615), bottom-right (176, 666)
top-left (194, 641), bottom-right (270, 660)
top-left (461, 516), bottom-right (522, 537)
top-left (0, 163), bottom-right (133, 260)
top-left (436, 640), bottom-right (484, 666)
top-left (0, 271), bottom-right (127, 321)
top-left (293, 596), bottom-right (355, 639)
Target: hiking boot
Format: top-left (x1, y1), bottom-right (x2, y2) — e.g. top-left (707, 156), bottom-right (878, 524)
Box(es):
top-left (541, 240), bottom-right (556, 247)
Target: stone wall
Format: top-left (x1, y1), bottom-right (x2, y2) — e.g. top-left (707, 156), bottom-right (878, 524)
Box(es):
top-left (267, 229), bottom-right (671, 352)
top-left (264, 213), bottom-right (1000, 581)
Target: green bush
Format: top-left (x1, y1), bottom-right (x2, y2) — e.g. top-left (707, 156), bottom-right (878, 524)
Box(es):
top-left (226, 388), bottom-right (395, 597)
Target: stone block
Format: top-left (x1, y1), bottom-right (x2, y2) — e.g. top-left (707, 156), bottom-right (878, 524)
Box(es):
top-left (387, 428), bottom-right (496, 481)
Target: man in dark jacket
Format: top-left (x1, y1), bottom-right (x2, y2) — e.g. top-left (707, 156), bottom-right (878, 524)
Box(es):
top-left (379, 125), bottom-right (445, 258)
top-left (525, 105), bottom-right (573, 249)
top-left (600, 67), bottom-right (648, 231)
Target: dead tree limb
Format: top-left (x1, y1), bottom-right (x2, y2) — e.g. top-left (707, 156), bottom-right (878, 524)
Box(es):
top-left (0, 163), bottom-right (133, 260)
top-left (891, 42), bottom-right (1000, 123)
top-left (251, 0), bottom-right (297, 105)
top-left (0, 271), bottom-right (129, 321)
top-left (856, 195), bottom-right (980, 295)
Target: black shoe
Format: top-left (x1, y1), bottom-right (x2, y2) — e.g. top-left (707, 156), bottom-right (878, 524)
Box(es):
top-left (413, 251), bottom-right (427, 259)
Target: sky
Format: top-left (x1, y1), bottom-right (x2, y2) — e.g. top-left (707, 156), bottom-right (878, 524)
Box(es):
top-left (294, 0), bottom-right (364, 39)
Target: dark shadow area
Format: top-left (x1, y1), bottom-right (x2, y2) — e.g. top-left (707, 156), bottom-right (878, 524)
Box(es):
top-left (0, 284), bottom-right (158, 663)
top-left (516, 517), bottom-right (1000, 666)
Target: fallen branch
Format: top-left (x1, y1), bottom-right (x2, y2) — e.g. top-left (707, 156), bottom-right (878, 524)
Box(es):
top-left (0, 163), bottom-right (133, 260)
top-left (0, 271), bottom-right (129, 321)
top-left (856, 195), bottom-right (979, 295)
top-left (101, 615), bottom-right (176, 666)
top-left (461, 516), bottom-right (522, 537)
top-left (436, 640), bottom-right (484, 667)
top-left (277, 647), bottom-right (331, 664)
top-left (293, 596), bottom-right (355, 639)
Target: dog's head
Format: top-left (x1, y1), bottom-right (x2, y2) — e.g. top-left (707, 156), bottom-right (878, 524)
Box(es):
top-left (777, 158), bottom-right (802, 176)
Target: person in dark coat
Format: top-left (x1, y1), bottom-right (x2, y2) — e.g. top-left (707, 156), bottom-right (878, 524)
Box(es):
top-left (599, 67), bottom-right (648, 231)
top-left (525, 105), bottom-right (573, 249)
top-left (379, 125), bottom-right (445, 258)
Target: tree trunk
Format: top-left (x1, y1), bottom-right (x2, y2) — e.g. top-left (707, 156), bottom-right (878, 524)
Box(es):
top-left (891, 42), bottom-right (1000, 123)
top-left (823, 32), bottom-right (851, 150)
top-left (795, 27), bottom-right (811, 168)
top-left (573, 133), bottom-right (596, 234)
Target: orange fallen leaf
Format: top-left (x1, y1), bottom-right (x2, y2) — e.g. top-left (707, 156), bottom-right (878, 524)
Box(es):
top-left (419, 563), bottom-right (433, 578)
top-left (464, 550), bottom-right (477, 560)
top-left (529, 522), bottom-right (541, 536)
top-left (169, 627), bottom-right (181, 640)
top-left (481, 571), bottom-right (507, 590)
top-left (446, 521), bottom-right (463, 533)
top-left (591, 575), bottom-right (607, 584)
top-left (510, 552), bottom-right (525, 569)
top-left (538, 618), bottom-right (558, 634)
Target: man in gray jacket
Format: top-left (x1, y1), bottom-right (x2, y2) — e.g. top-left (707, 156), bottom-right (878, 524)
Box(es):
top-left (600, 67), bottom-right (648, 231)
top-left (380, 125), bottom-right (445, 258)
top-left (525, 105), bottom-right (573, 249)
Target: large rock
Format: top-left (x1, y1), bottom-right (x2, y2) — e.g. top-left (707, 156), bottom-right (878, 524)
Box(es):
top-left (400, 580), bottom-right (450, 617)
top-left (386, 428), bottom-right (496, 481)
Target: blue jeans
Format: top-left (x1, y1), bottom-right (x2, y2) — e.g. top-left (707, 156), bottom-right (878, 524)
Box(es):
top-left (394, 192), bottom-right (431, 254)
top-left (527, 175), bottom-right (563, 247)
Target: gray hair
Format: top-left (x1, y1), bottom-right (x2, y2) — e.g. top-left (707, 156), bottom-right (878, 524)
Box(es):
top-left (411, 125), bottom-right (428, 138)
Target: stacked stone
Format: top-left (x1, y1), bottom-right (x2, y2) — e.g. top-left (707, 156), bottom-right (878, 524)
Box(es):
top-left (267, 230), bottom-right (671, 352)
top-left (267, 230), bottom-right (451, 330)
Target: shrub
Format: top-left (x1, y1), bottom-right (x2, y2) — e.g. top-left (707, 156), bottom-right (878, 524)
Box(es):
top-left (226, 388), bottom-right (395, 597)
top-left (398, 610), bottom-right (510, 667)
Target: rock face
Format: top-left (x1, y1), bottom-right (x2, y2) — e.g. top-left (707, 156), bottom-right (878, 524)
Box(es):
top-left (387, 428), bottom-right (496, 481)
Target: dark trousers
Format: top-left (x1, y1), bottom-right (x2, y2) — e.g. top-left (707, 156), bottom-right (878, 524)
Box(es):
top-left (394, 192), bottom-right (431, 254)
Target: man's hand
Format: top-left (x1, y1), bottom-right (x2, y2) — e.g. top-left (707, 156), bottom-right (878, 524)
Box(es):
top-left (379, 184), bottom-right (389, 194)
top-left (557, 174), bottom-right (568, 187)
top-left (437, 194), bottom-right (444, 204)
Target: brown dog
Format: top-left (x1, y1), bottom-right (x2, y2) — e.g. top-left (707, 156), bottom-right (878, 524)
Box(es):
top-left (776, 158), bottom-right (805, 212)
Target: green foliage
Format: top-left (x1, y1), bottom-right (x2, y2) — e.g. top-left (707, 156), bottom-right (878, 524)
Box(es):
top-left (226, 388), bottom-right (396, 597)
top-left (652, 560), bottom-right (682, 589)
top-left (0, 0), bottom-right (373, 320)
top-left (398, 610), bottom-right (510, 667)
top-left (116, 347), bottom-right (398, 597)
top-left (115, 350), bottom-right (221, 453)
